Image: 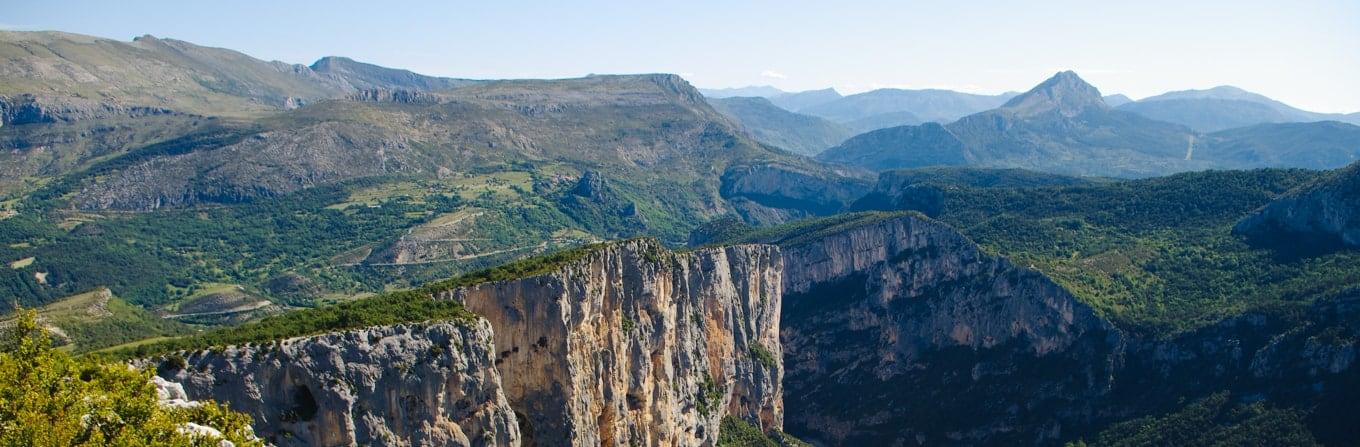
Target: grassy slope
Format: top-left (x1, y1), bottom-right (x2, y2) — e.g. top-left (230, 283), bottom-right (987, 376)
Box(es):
top-left (1, 288), bottom-right (189, 353)
top-left (0, 30), bottom-right (340, 117)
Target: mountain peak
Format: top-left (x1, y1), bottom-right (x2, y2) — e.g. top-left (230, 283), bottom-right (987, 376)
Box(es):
top-left (1140, 85), bottom-right (1276, 105)
top-left (309, 56), bottom-right (358, 71)
top-left (1002, 70), bottom-right (1106, 117)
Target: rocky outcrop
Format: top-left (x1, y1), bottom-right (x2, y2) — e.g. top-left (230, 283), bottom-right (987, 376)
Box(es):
top-left (1, 93), bottom-right (175, 126)
top-left (349, 88), bottom-right (443, 104)
top-left (439, 240), bottom-right (784, 446)
top-left (571, 170), bottom-right (611, 201)
top-left (720, 163), bottom-right (872, 222)
top-left (1235, 161), bottom-right (1360, 251)
top-left (773, 214), bottom-right (1124, 445)
top-left (152, 376), bottom-right (260, 446)
top-left (153, 321), bottom-right (521, 446)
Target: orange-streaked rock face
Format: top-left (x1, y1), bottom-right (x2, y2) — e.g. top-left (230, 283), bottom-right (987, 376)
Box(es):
top-left (444, 239), bottom-right (784, 446)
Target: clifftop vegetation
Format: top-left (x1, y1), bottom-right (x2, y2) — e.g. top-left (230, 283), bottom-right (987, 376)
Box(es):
top-left (858, 168), bottom-right (1360, 334)
top-left (107, 239), bottom-right (685, 358)
top-left (0, 310), bottom-right (260, 446)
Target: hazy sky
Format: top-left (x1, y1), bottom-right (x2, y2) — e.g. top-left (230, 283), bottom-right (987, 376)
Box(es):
top-left (7, 0), bottom-right (1359, 112)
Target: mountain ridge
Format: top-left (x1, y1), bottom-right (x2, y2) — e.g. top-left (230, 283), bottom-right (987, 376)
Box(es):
top-left (819, 71), bottom-right (1201, 176)
top-left (709, 96), bottom-right (853, 155)
top-left (802, 87), bottom-right (1018, 125)
top-left (1119, 85), bottom-right (1360, 131)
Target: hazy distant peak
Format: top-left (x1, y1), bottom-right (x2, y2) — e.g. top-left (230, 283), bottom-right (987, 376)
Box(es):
top-left (792, 87), bottom-right (841, 97)
top-left (768, 87), bottom-right (844, 112)
top-left (699, 85), bottom-right (787, 98)
top-left (1002, 71), bottom-right (1106, 117)
top-left (1104, 94), bottom-right (1133, 107)
top-left (1141, 85), bottom-right (1274, 104)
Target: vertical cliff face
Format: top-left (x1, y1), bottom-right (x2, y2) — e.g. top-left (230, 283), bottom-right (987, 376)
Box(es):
top-left (439, 240), bottom-right (784, 446)
top-left (155, 321), bottom-right (521, 446)
top-left (1235, 161), bottom-right (1360, 251)
top-left (153, 240), bottom-right (784, 447)
top-left (775, 215), bottom-right (1124, 445)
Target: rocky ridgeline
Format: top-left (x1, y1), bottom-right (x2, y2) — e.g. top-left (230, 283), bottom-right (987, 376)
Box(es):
top-left (153, 240), bottom-right (784, 446)
top-left (719, 163), bottom-right (871, 222)
top-left (348, 88), bottom-right (443, 105)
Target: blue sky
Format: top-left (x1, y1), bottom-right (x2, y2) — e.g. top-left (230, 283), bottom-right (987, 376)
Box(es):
top-left (7, 0), bottom-right (1359, 112)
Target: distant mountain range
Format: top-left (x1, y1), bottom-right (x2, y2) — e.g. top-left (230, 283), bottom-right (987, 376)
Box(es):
top-left (709, 96), bottom-right (853, 156)
top-left (767, 88), bottom-right (842, 112)
top-left (1116, 85), bottom-right (1360, 132)
top-left (696, 85), bottom-right (788, 98)
top-left (817, 71), bottom-right (1360, 177)
top-left (699, 85), bottom-right (1019, 134)
top-left (702, 79), bottom-right (1359, 139)
top-left (800, 88), bottom-right (1019, 126)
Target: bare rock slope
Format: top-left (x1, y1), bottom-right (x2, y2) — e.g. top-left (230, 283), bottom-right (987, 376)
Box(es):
top-left (155, 321), bottom-right (521, 446)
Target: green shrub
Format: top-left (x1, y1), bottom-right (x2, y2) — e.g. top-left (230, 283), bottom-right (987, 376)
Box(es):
top-left (696, 375), bottom-right (726, 417)
top-left (0, 310), bottom-right (261, 446)
top-left (748, 343), bottom-right (777, 369)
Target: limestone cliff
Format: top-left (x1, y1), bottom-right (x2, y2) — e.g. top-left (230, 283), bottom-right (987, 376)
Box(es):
top-left (148, 240), bottom-right (783, 447)
top-left (1, 93), bottom-right (176, 126)
top-left (1235, 161), bottom-right (1360, 251)
top-left (772, 214), bottom-right (1124, 445)
top-left (153, 320), bottom-right (521, 446)
top-left (439, 240), bottom-right (784, 446)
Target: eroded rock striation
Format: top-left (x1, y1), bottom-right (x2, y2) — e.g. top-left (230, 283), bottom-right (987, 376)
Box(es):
top-left (149, 240), bottom-right (784, 446)
top-left (772, 214), bottom-right (1124, 445)
top-left (439, 239), bottom-right (785, 446)
top-left (1, 93), bottom-right (176, 126)
top-left (154, 321), bottom-right (521, 446)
